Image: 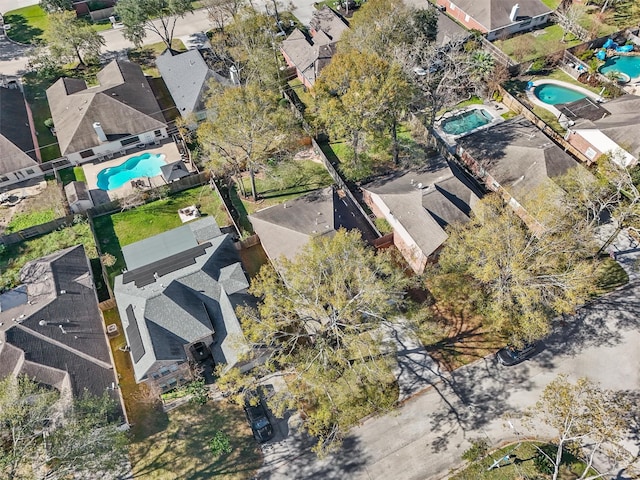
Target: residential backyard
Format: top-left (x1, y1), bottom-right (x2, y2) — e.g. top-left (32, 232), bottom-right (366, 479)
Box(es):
top-left (92, 185), bottom-right (231, 285)
top-left (494, 24), bottom-right (581, 63)
top-left (0, 180), bottom-right (67, 234)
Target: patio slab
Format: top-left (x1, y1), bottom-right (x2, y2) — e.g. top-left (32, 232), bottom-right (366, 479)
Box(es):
top-left (81, 141), bottom-right (192, 202)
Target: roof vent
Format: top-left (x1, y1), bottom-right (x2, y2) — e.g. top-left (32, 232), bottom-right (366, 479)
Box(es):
top-left (417, 182), bottom-right (423, 189)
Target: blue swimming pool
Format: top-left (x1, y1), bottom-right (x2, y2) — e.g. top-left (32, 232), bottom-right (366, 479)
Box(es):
top-left (97, 153), bottom-right (167, 190)
top-left (533, 84), bottom-right (588, 105)
top-left (600, 55), bottom-right (640, 81)
top-left (441, 109), bottom-right (493, 135)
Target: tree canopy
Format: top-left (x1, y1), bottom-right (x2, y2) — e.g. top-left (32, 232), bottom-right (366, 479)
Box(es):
top-left (431, 195), bottom-right (598, 343)
top-left (314, 50), bottom-right (413, 179)
top-left (235, 229), bottom-right (410, 455)
top-left (44, 11), bottom-right (105, 66)
top-left (197, 82), bottom-right (300, 200)
top-left (0, 376), bottom-right (128, 480)
top-left (115, 0), bottom-right (193, 49)
top-left (526, 375), bottom-right (636, 480)
top-left (39, 0), bottom-right (72, 13)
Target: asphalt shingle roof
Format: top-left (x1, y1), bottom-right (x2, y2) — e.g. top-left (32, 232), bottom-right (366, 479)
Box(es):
top-left (451, 0), bottom-right (551, 31)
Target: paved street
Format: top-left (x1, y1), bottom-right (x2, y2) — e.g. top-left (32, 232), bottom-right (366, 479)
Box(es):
top-left (258, 283), bottom-right (640, 479)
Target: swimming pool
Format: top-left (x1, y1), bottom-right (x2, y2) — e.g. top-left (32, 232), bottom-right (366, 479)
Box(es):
top-left (533, 84), bottom-right (588, 105)
top-left (600, 55), bottom-right (640, 81)
top-left (97, 153), bottom-right (167, 190)
top-left (440, 109), bottom-right (493, 135)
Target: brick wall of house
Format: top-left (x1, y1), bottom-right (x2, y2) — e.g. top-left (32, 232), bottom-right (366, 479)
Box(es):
top-left (564, 130), bottom-right (602, 164)
top-left (436, 0), bottom-right (488, 33)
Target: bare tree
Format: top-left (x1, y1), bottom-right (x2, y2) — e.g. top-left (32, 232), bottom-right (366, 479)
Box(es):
top-left (201, 0), bottom-right (246, 31)
top-left (556, 4), bottom-right (587, 42)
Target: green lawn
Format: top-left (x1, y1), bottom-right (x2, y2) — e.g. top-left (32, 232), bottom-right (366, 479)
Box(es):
top-left (22, 73), bottom-right (61, 162)
top-left (494, 24), bottom-right (581, 63)
top-left (5, 209), bottom-right (57, 233)
top-left (578, 2), bottom-right (640, 37)
top-left (595, 257), bottom-right (629, 294)
top-left (4, 5), bottom-right (48, 44)
top-left (0, 220), bottom-right (97, 292)
top-left (4, 4), bottom-right (115, 44)
top-left (540, 0), bottom-right (561, 9)
top-left (437, 96), bottom-right (484, 116)
top-left (453, 442), bottom-right (598, 480)
top-left (128, 39), bottom-right (187, 78)
top-left (129, 402), bottom-right (262, 480)
top-left (236, 160), bottom-right (333, 230)
top-left (288, 78), bottom-right (314, 110)
top-left (92, 185), bottom-right (230, 285)
top-left (58, 166), bottom-right (87, 185)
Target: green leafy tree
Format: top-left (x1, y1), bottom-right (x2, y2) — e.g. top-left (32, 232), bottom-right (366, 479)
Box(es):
top-left (236, 229), bottom-right (410, 455)
top-left (39, 0), bottom-right (72, 12)
top-left (44, 11), bottom-right (105, 66)
top-left (433, 195), bottom-right (598, 343)
top-left (525, 375), bottom-right (636, 480)
top-left (0, 376), bottom-right (128, 480)
top-left (197, 82), bottom-right (300, 200)
top-left (314, 50), bottom-right (413, 177)
top-left (115, 0), bottom-right (193, 49)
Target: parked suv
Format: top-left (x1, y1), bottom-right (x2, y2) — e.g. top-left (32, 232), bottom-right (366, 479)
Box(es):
top-left (495, 343), bottom-right (537, 366)
top-left (244, 393), bottom-right (274, 443)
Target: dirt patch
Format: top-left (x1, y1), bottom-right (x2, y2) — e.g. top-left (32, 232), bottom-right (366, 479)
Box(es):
top-left (0, 180), bottom-right (67, 233)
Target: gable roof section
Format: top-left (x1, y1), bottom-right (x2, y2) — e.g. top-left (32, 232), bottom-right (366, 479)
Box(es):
top-left (457, 116), bottom-right (578, 198)
top-left (114, 218), bottom-right (250, 381)
top-left (0, 87), bottom-right (39, 174)
top-left (451, 0), bottom-right (551, 31)
top-left (0, 245), bottom-right (118, 400)
top-left (156, 49), bottom-right (215, 117)
top-left (309, 6), bottom-right (349, 40)
top-left (46, 60), bottom-right (166, 156)
top-left (363, 159), bottom-right (480, 257)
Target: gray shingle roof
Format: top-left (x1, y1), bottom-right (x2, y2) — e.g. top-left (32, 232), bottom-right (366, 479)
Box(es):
top-left (0, 245), bottom-right (119, 401)
top-left (363, 159), bottom-right (481, 257)
top-left (457, 116), bottom-right (578, 198)
top-left (46, 60), bottom-right (166, 156)
top-left (450, 0), bottom-right (551, 31)
top-left (0, 87), bottom-right (39, 174)
top-left (114, 218), bottom-right (250, 382)
top-left (161, 160), bottom-right (190, 182)
top-left (156, 49), bottom-right (216, 117)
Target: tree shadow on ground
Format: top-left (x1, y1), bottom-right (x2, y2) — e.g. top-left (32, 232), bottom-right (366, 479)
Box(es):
top-left (4, 14), bottom-right (43, 44)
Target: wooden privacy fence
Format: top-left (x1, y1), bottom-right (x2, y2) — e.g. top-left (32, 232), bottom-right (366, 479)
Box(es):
top-left (0, 215), bottom-right (75, 246)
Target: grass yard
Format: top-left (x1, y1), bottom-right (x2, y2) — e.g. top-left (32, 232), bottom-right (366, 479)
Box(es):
top-left (5, 209), bottom-right (57, 233)
top-left (494, 24), bottom-right (581, 63)
top-left (235, 159), bottom-right (332, 230)
top-left (452, 442), bottom-right (598, 480)
top-left (22, 73), bottom-right (61, 162)
top-left (287, 78), bottom-right (314, 110)
top-left (58, 166), bottom-right (87, 185)
top-left (92, 185), bottom-right (230, 285)
top-left (540, 0), bottom-right (561, 9)
top-left (4, 5), bottom-right (48, 44)
top-left (0, 180), bottom-right (67, 234)
top-left (578, 1), bottom-right (640, 37)
top-left (0, 220), bottom-right (97, 292)
top-left (129, 402), bottom-right (262, 480)
top-left (595, 257), bottom-right (629, 294)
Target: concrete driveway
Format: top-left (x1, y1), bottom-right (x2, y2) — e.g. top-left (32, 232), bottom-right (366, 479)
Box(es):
top-left (258, 282), bottom-right (640, 480)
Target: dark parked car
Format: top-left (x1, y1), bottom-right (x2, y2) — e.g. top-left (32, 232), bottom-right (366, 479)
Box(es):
top-left (244, 394), bottom-right (274, 443)
top-left (495, 343), bottom-right (537, 366)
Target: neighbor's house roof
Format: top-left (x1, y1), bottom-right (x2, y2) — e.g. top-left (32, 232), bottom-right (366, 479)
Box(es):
top-left (280, 7), bottom-right (348, 86)
top-left (0, 87), bottom-right (39, 175)
top-left (452, 0), bottom-right (551, 31)
top-left (249, 186), bottom-right (377, 263)
top-left (363, 158), bottom-right (481, 257)
top-left (569, 94), bottom-right (640, 164)
top-left (46, 60), bottom-right (166, 156)
top-left (156, 49), bottom-right (230, 118)
top-left (0, 245), bottom-right (119, 402)
top-left (435, 9), bottom-right (469, 45)
top-left (457, 116), bottom-right (579, 199)
top-left (161, 160), bottom-right (190, 182)
top-left (114, 217), bottom-right (250, 382)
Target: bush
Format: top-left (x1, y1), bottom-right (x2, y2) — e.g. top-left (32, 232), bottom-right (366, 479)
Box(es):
top-left (462, 438), bottom-right (489, 463)
top-left (44, 118), bottom-right (54, 128)
top-left (186, 378), bottom-right (209, 405)
top-left (534, 443), bottom-right (571, 475)
top-left (529, 58), bottom-right (546, 73)
top-left (209, 430), bottom-right (232, 457)
top-left (374, 217), bottom-right (392, 234)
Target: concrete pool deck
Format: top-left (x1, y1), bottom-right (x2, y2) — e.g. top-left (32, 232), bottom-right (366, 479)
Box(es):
top-left (434, 102), bottom-right (506, 147)
top-left (82, 141), bottom-right (191, 202)
top-left (526, 79), bottom-right (602, 118)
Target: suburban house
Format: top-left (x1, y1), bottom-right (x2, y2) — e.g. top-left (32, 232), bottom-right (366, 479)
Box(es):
top-left (280, 6), bottom-right (349, 89)
top-left (435, 0), bottom-right (552, 40)
top-left (71, 0), bottom-right (117, 16)
top-left (562, 95), bottom-right (640, 167)
top-left (249, 186), bottom-right (378, 263)
top-left (362, 158), bottom-right (481, 274)
top-left (113, 217), bottom-right (252, 392)
top-left (156, 48), bottom-right (232, 123)
top-left (0, 84), bottom-right (43, 191)
top-left (456, 116), bottom-right (579, 227)
top-left (0, 245), bottom-right (120, 404)
top-left (46, 60), bottom-right (168, 165)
